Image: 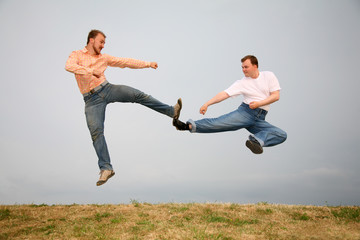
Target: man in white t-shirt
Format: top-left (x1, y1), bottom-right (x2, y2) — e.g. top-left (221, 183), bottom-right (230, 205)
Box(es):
top-left (172, 55), bottom-right (287, 154)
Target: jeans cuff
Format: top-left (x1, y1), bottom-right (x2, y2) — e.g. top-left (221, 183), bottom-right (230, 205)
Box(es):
top-left (187, 119), bottom-right (196, 133)
top-left (250, 134), bottom-right (264, 146)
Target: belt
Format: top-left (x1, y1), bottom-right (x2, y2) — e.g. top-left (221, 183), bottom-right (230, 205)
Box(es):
top-left (83, 80), bottom-right (109, 97)
top-left (256, 108), bottom-right (268, 117)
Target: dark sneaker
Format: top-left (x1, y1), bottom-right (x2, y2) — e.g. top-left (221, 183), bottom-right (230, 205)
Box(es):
top-left (96, 170), bottom-right (115, 186)
top-left (173, 98), bottom-right (182, 120)
top-left (172, 118), bottom-right (189, 131)
top-left (246, 137), bottom-right (263, 154)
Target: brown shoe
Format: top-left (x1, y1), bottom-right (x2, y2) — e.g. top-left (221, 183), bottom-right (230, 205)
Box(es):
top-left (245, 137), bottom-right (263, 154)
top-left (96, 170), bottom-right (115, 186)
top-left (172, 118), bottom-right (189, 131)
top-left (173, 98), bottom-right (182, 120)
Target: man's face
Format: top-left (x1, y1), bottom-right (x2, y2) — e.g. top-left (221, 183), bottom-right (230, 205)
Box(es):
top-left (91, 34), bottom-right (106, 55)
top-left (242, 59), bottom-right (258, 78)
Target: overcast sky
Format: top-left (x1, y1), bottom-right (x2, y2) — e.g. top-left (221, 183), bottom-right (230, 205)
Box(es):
top-left (1, 0), bottom-right (359, 206)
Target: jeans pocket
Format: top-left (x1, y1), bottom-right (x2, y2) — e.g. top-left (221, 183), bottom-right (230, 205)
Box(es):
top-left (83, 95), bottom-right (89, 102)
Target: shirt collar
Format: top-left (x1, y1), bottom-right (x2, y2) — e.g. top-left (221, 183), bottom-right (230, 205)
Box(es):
top-left (81, 47), bottom-right (89, 53)
top-left (81, 47), bottom-right (102, 57)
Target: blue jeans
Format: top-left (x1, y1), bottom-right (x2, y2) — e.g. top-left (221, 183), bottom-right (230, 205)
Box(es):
top-left (84, 83), bottom-right (175, 170)
top-left (187, 103), bottom-right (287, 147)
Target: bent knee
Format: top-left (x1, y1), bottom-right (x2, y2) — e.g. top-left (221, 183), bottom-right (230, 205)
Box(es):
top-left (279, 130), bottom-right (287, 143)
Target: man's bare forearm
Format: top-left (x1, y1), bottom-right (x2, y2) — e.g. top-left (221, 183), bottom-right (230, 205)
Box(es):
top-left (200, 91), bottom-right (230, 115)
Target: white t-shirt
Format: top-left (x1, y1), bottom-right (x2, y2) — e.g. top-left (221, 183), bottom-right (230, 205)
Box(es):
top-left (224, 71), bottom-right (281, 111)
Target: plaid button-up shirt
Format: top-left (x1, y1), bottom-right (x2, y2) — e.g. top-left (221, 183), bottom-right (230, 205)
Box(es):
top-left (65, 48), bottom-right (151, 94)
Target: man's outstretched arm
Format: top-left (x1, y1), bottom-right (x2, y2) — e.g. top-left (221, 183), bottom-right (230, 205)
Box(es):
top-left (200, 91), bottom-right (230, 115)
top-left (106, 55), bottom-right (157, 69)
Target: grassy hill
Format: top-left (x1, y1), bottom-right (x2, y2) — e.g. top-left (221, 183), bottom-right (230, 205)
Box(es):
top-left (1, 202), bottom-right (359, 239)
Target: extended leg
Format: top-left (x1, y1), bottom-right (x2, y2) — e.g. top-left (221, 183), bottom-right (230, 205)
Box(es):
top-left (186, 107), bottom-right (253, 133)
top-left (106, 84), bottom-right (179, 118)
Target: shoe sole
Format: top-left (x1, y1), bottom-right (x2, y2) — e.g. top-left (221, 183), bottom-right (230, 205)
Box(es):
top-left (174, 98), bottom-right (182, 120)
top-left (246, 140), bottom-right (263, 154)
top-left (96, 172), bottom-right (115, 186)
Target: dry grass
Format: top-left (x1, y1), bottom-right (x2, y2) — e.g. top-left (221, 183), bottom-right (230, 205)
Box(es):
top-left (0, 202), bottom-right (359, 239)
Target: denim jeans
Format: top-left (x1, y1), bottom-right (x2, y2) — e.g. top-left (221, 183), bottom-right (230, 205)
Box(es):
top-left (84, 83), bottom-right (175, 170)
top-left (187, 103), bottom-right (287, 147)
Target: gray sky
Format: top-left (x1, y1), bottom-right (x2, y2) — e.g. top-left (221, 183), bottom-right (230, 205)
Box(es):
top-left (1, 0), bottom-right (359, 206)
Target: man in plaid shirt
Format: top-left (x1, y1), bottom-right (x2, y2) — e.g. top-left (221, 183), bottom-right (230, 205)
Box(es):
top-left (66, 30), bottom-right (182, 186)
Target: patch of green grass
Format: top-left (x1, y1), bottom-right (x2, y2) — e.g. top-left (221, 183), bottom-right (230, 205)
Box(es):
top-left (131, 220), bottom-right (155, 235)
top-left (191, 225), bottom-right (209, 240)
top-left (203, 209), bottom-right (259, 227)
top-left (207, 215), bottom-right (228, 223)
top-left (331, 207), bottom-right (360, 222)
top-left (5, 210), bottom-right (33, 222)
top-left (137, 220), bottom-right (155, 232)
top-left (29, 204), bottom-right (48, 208)
top-left (292, 212), bottom-right (311, 221)
top-left (73, 224), bottom-right (91, 237)
top-left (15, 224), bottom-right (56, 237)
top-left (0, 209), bottom-right (11, 220)
top-left (111, 214), bottom-right (126, 224)
top-left (136, 220), bottom-right (153, 225)
top-left (168, 205), bottom-right (190, 213)
top-left (94, 212), bottom-right (111, 222)
top-left (232, 218), bottom-right (259, 226)
top-left (138, 212), bottom-right (149, 218)
top-left (183, 214), bottom-right (194, 221)
top-left (0, 232), bottom-right (9, 240)
top-left (40, 224), bottom-right (56, 235)
top-left (19, 226), bottom-right (34, 235)
top-left (256, 208), bottom-right (273, 215)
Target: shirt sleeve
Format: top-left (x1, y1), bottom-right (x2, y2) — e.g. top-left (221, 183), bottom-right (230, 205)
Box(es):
top-left (65, 51), bottom-right (93, 75)
top-left (224, 80), bottom-right (243, 97)
top-left (105, 54), bottom-right (150, 69)
top-left (267, 72), bottom-right (281, 92)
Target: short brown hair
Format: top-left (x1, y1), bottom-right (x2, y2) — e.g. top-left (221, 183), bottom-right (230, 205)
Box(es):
top-left (87, 29), bottom-right (106, 44)
top-left (241, 55), bottom-right (258, 68)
